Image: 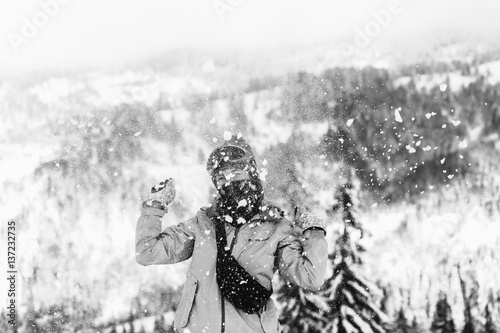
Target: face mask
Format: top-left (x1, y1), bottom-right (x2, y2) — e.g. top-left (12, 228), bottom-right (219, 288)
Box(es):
top-left (216, 179), bottom-right (264, 224)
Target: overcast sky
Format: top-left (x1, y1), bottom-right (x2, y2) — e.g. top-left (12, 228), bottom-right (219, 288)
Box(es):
top-left (1, 0), bottom-right (499, 76)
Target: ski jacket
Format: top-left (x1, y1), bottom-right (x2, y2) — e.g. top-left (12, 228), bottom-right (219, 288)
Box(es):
top-left (135, 204), bottom-right (328, 333)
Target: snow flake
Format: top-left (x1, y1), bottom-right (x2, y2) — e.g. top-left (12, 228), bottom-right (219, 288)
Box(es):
top-left (425, 113), bottom-right (432, 119)
top-left (262, 159), bottom-right (268, 166)
top-left (134, 131), bottom-right (142, 137)
top-left (406, 145), bottom-right (416, 153)
top-left (439, 83), bottom-right (448, 92)
top-left (442, 124), bottom-right (447, 129)
top-left (224, 215), bottom-right (233, 223)
top-left (209, 117), bottom-right (216, 124)
top-left (346, 119), bottom-right (354, 127)
top-left (212, 137), bottom-right (218, 143)
top-left (395, 107), bottom-right (403, 122)
top-left (440, 158), bottom-right (446, 164)
top-left (238, 199), bottom-right (248, 207)
top-left (451, 120), bottom-right (461, 126)
top-left (223, 131), bottom-right (232, 140)
top-left (459, 140), bottom-right (468, 149)
top-left (204, 230), bottom-right (211, 235)
top-left (237, 217), bottom-right (246, 224)
top-left (423, 145), bottom-right (432, 151)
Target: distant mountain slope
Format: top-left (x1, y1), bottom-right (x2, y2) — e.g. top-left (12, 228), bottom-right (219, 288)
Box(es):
top-left (1, 53), bottom-right (499, 330)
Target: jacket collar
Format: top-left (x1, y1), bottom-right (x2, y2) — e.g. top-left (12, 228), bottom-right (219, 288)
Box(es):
top-left (202, 202), bottom-right (283, 225)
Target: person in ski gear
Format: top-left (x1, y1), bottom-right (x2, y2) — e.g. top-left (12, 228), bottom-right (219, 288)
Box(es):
top-left (135, 135), bottom-right (328, 333)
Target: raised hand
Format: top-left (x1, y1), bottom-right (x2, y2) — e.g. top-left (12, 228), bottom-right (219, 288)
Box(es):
top-left (145, 178), bottom-right (176, 211)
top-left (294, 206), bottom-right (326, 235)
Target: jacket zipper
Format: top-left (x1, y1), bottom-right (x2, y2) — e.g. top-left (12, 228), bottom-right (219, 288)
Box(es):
top-left (220, 223), bottom-right (241, 333)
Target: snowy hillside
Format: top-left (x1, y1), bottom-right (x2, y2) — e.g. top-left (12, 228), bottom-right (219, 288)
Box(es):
top-left (1, 54), bottom-right (500, 332)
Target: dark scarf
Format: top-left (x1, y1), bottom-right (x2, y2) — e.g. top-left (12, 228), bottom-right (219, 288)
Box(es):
top-left (212, 179), bottom-right (272, 313)
top-left (215, 179), bottom-right (264, 225)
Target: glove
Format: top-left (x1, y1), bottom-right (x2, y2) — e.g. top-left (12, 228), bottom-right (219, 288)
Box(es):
top-left (294, 206), bottom-right (326, 235)
top-left (144, 178), bottom-right (176, 211)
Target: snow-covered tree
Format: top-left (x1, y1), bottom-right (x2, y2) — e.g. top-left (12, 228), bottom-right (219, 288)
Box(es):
top-left (392, 308), bottom-right (412, 333)
top-left (277, 280), bottom-right (329, 333)
top-left (322, 173), bottom-right (387, 333)
top-left (430, 292), bottom-right (456, 333)
top-left (153, 315), bottom-right (174, 333)
top-left (457, 265), bottom-right (480, 333)
top-left (388, 308), bottom-right (423, 333)
top-left (410, 317), bottom-right (424, 333)
top-left (127, 313), bottom-right (135, 333)
top-left (483, 301), bottom-right (497, 333)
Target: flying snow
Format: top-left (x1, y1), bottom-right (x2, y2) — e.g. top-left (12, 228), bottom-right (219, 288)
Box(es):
top-left (395, 108), bottom-right (403, 123)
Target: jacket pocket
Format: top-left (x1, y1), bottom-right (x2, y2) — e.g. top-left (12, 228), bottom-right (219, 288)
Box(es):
top-left (174, 273), bottom-right (198, 328)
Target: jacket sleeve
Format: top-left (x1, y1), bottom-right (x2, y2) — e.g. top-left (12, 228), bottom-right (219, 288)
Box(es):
top-left (135, 204), bottom-right (196, 266)
top-left (276, 219), bottom-right (328, 290)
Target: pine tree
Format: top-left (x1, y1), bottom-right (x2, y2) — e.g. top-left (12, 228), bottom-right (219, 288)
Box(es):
top-left (457, 265), bottom-right (480, 333)
top-left (153, 315), bottom-right (168, 333)
top-left (24, 299), bottom-right (41, 333)
top-left (322, 173), bottom-right (387, 333)
top-left (277, 280), bottom-right (328, 333)
top-left (378, 285), bottom-right (391, 317)
top-left (392, 308), bottom-right (412, 333)
top-left (410, 317), bottom-right (423, 333)
top-left (484, 302), bottom-right (497, 333)
top-left (430, 292), bottom-right (456, 333)
top-left (128, 313), bottom-right (135, 333)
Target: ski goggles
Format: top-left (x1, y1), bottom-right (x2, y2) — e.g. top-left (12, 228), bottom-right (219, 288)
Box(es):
top-left (214, 169), bottom-right (252, 188)
top-left (206, 145), bottom-right (256, 177)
